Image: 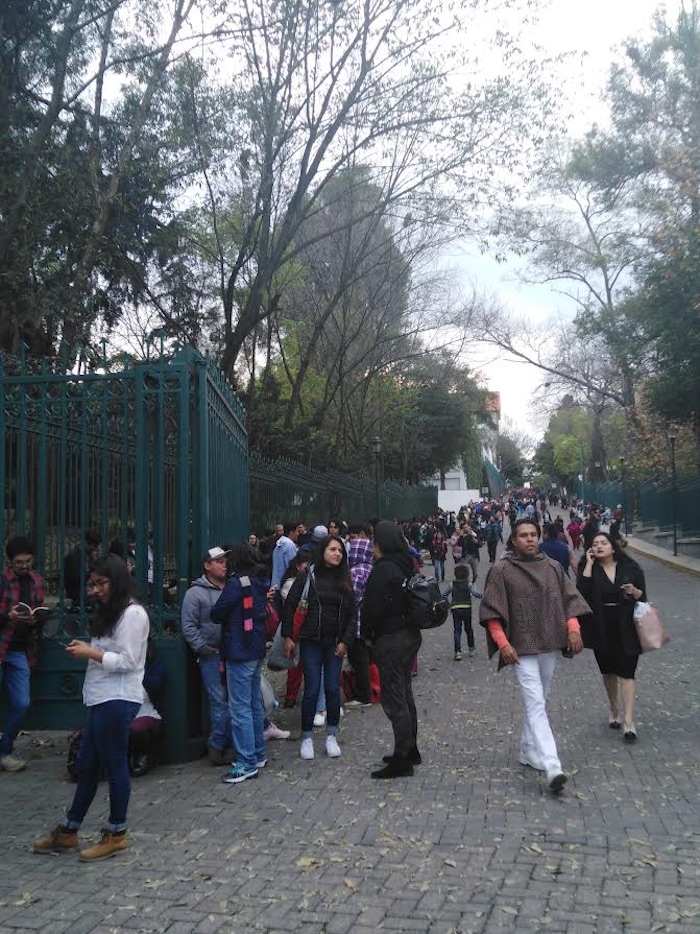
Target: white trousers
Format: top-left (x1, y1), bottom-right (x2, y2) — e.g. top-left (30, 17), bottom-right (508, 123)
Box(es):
top-left (514, 652), bottom-right (561, 775)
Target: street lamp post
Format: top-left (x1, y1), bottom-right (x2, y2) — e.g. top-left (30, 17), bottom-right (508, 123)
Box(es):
top-left (371, 436), bottom-right (382, 520)
top-left (669, 433), bottom-right (678, 557)
top-left (578, 440), bottom-right (585, 510)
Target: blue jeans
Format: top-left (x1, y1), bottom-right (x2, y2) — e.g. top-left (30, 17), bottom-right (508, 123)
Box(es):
top-left (226, 659), bottom-right (265, 770)
top-left (300, 638), bottom-right (342, 739)
top-left (65, 700), bottom-right (139, 833)
top-left (0, 650), bottom-right (31, 756)
top-left (432, 557), bottom-right (445, 581)
top-left (199, 651), bottom-right (233, 750)
top-left (316, 670), bottom-right (326, 712)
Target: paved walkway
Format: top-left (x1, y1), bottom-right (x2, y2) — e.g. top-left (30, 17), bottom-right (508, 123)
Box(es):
top-left (1, 547), bottom-right (699, 933)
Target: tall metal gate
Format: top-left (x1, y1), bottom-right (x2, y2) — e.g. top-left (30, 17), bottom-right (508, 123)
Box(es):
top-left (0, 346), bottom-right (248, 761)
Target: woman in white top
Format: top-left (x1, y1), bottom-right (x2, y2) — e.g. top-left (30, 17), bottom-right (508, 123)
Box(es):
top-left (34, 554), bottom-right (149, 862)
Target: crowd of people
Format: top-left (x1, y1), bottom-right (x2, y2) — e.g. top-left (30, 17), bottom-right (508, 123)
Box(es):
top-left (0, 490), bottom-right (649, 861)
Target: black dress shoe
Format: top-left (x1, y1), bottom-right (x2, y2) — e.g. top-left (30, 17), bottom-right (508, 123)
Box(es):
top-left (371, 758), bottom-right (414, 779)
top-left (382, 747), bottom-right (421, 765)
top-left (131, 754), bottom-right (151, 777)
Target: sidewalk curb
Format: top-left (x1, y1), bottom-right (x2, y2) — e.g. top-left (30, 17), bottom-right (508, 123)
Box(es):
top-left (626, 536), bottom-right (700, 578)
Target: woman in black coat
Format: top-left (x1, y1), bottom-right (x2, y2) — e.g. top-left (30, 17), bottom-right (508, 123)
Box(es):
top-left (362, 521), bottom-right (420, 779)
top-left (282, 535), bottom-right (355, 762)
top-left (577, 532), bottom-right (646, 742)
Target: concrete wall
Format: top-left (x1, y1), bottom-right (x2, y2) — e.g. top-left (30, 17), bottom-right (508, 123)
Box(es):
top-left (437, 490), bottom-right (482, 514)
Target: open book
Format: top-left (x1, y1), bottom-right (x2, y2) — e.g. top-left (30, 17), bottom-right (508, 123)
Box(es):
top-left (14, 602), bottom-right (50, 617)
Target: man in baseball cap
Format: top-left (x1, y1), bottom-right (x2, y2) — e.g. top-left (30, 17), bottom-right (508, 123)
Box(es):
top-left (203, 546), bottom-right (229, 563)
top-left (181, 546), bottom-right (232, 765)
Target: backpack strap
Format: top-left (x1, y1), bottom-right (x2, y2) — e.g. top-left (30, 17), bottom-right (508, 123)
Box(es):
top-left (301, 566), bottom-right (314, 602)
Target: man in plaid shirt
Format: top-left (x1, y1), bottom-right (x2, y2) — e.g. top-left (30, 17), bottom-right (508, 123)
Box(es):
top-left (0, 536), bottom-right (46, 772)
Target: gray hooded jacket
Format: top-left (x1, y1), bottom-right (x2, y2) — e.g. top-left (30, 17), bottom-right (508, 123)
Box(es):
top-left (181, 575), bottom-right (225, 655)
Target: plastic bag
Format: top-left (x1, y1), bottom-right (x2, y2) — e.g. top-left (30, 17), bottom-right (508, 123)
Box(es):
top-left (633, 602), bottom-right (670, 652)
top-left (260, 673), bottom-right (276, 715)
top-left (267, 623), bottom-right (299, 670)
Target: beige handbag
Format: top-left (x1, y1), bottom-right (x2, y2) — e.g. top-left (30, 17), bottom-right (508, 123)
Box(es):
top-left (633, 602), bottom-right (670, 653)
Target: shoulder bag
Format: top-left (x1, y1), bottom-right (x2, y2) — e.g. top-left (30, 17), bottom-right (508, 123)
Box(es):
top-left (291, 568), bottom-right (314, 641)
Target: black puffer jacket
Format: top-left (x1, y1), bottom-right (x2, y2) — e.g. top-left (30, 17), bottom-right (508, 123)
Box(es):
top-left (361, 551), bottom-right (415, 642)
top-left (281, 569), bottom-right (356, 646)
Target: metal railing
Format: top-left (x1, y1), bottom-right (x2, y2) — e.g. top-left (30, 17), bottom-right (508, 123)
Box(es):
top-left (249, 453), bottom-right (437, 532)
top-left (637, 476), bottom-right (700, 538)
top-left (0, 347), bottom-right (248, 757)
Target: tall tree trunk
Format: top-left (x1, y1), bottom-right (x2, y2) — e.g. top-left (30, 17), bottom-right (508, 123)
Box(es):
top-left (60, 0), bottom-right (196, 353)
top-left (0, 0), bottom-right (88, 267)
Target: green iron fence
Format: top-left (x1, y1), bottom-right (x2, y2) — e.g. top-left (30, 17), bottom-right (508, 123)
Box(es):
top-left (249, 453), bottom-right (437, 532)
top-left (578, 475), bottom-right (700, 545)
top-left (637, 476), bottom-right (700, 538)
top-left (0, 345), bottom-right (248, 761)
top-left (1, 341), bottom-right (437, 760)
top-left (484, 459), bottom-right (505, 498)
top-left (579, 481), bottom-right (624, 512)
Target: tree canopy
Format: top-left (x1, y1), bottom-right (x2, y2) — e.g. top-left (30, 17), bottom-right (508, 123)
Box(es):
top-left (473, 2), bottom-right (700, 476)
top-left (0, 0), bottom-right (558, 481)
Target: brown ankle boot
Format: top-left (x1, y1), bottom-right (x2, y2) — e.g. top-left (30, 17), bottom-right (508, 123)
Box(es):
top-left (33, 825), bottom-right (79, 854)
top-left (79, 829), bottom-right (129, 862)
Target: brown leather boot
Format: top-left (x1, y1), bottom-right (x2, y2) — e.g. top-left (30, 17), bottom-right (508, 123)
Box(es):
top-left (79, 829), bottom-right (128, 862)
top-left (33, 825), bottom-right (79, 854)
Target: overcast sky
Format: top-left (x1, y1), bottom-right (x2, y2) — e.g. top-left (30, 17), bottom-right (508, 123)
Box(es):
top-left (463, 0), bottom-right (684, 441)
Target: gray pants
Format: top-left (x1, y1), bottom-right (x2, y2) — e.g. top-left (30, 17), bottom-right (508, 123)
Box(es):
top-left (465, 554), bottom-right (479, 583)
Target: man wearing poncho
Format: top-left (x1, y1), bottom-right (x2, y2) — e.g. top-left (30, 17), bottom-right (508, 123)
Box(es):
top-left (479, 519), bottom-right (591, 793)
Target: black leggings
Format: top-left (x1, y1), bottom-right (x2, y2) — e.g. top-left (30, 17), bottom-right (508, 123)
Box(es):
top-left (452, 608), bottom-right (473, 651)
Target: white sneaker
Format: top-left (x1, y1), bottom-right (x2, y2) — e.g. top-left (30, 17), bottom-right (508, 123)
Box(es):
top-left (313, 712), bottom-right (326, 728)
top-left (264, 723), bottom-right (290, 741)
top-left (300, 738), bottom-right (315, 760)
top-left (0, 754), bottom-right (26, 772)
top-left (325, 736), bottom-right (341, 758)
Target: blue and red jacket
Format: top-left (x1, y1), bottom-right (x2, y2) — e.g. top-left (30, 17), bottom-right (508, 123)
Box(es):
top-left (211, 572), bottom-right (270, 663)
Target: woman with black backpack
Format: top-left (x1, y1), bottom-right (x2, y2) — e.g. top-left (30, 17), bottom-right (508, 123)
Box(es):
top-left (362, 521), bottom-right (421, 779)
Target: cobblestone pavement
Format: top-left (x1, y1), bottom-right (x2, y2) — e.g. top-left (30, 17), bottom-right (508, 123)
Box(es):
top-left (1, 550), bottom-right (699, 934)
